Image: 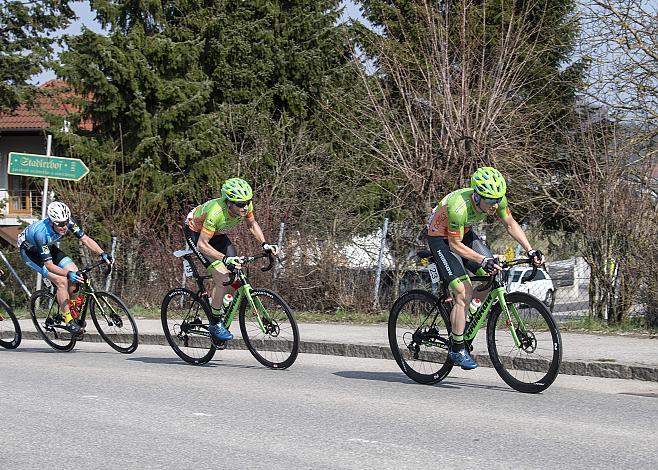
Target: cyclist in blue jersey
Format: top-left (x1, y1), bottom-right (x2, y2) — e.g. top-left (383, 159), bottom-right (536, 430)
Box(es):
top-left (18, 201), bottom-right (113, 335)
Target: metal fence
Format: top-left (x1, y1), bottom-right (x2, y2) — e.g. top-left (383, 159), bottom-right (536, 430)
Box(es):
top-left (0, 216), bottom-right (653, 326)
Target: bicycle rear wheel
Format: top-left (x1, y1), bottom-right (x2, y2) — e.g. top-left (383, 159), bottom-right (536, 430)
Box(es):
top-left (30, 290), bottom-right (76, 352)
top-left (388, 289), bottom-right (453, 384)
top-left (239, 289), bottom-right (299, 369)
top-left (90, 292), bottom-right (139, 354)
top-left (0, 298), bottom-right (21, 349)
top-left (487, 292), bottom-right (562, 393)
top-left (161, 288), bottom-right (216, 365)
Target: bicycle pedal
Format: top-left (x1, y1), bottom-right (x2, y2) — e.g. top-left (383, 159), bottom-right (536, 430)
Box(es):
top-left (212, 339), bottom-right (227, 350)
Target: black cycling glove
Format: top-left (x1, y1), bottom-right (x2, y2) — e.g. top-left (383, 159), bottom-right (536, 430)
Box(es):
top-left (480, 257), bottom-right (499, 274)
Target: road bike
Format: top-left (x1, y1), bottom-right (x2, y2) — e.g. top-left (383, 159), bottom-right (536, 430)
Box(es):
top-left (388, 251), bottom-right (562, 393)
top-left (0, 297), bottom-right (21, 349)
top-left (161, 249), bottom-right (299, 368)
top-left (30, 260), bottom-right (138, 353)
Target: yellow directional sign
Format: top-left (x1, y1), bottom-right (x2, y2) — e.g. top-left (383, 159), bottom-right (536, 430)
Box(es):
top-left (8, 152), bottom-right (89, 181)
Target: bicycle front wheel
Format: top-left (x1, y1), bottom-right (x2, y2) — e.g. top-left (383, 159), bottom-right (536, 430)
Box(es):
top-left (30, 290), bottom-right (76, 352)
top-left (388, 289), bottom-right (453, 384)
top-left (239, 289), bottom-right (299, 369)
top-left (487, 292), bottom-right (562, 393)
top-left (89, 292), bottom-right (139, 354)
top-left (161, 288), bottom-right (216, 365)
top-left (0, 298), bottom-right (21, 349)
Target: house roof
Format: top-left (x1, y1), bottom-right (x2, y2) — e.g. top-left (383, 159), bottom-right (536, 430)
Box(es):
top-left (0, 79), bottom-right (93, 131)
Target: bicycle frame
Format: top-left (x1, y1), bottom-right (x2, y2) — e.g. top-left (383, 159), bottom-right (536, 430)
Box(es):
top-left (183, 252), bottom-right (273, 334)
top-left (36, 260), bottom-right (120, 335)
top-left (221, 270), bottom-right (269, 333)
top-left (433, 258), bottom-right (536, 348)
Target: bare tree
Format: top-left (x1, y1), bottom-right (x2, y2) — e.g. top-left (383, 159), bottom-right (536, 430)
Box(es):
top-left (323, 1), bottom-right (584, 287)
top-left (580, 0), bottom-right (657, 144)
top-left (331, 1), bottom-right (582, 216)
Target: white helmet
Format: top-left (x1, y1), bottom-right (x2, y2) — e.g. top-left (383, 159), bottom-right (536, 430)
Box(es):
top-left (47, 201), bottom-right (71, 223)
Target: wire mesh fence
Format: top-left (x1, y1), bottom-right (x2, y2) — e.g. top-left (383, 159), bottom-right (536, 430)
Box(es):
top-left (1, 217), bottom-right (655, 328)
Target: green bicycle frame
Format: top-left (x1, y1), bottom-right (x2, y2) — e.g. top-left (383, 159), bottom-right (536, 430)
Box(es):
top-left (462, 285), bottom-right (526, 347)
top-left (219, 271), bottom-right (269, 333)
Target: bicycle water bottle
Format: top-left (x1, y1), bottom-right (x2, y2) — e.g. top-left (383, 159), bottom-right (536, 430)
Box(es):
top-left (468, 298), bottom-right (481, 318)
top-left (222, 293), bottom-right (233, 311)
top-left (69, 294), bottom-right (84, 319)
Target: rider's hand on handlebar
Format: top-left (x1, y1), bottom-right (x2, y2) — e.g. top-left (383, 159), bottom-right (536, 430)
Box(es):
top-left (222, 255), bottom-right (243, 272)
top-left (262, 242), bottom-right (278, 256)
top-left (67, 271), bottom-right (85, 284)
top-left (480, 257), bottom-right (502, 274)
top-left (526, 249), bottom-right (544, 267)
top-left (100, 252), bottom-right (114, 265)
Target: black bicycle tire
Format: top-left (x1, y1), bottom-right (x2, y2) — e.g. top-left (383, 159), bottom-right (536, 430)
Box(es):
top-left (89, 291), bottom-right (139, 354)
top-left (0, 298), bottom-right (21, 349)
top-left (161, 288), bottom-right (216, 365)
top-left (29, 289), bottom-right (76, 352)
top-left (486, 291), bottom-right (562, 393)
top-left (238, 288), bottom-right (299, 369)
top-left (388, 289), bottom-right (453, 384)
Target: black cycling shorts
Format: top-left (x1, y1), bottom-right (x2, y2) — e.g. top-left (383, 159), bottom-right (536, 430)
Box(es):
top-left (183, 225), bottom-right (236, 270)
top-left (20, 244), bottom-right (73, 277)
top-left (426, 230), bottom-right (493, 289)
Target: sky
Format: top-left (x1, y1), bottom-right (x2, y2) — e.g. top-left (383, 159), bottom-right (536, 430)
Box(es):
top-left (31, 0), bottom-right (365, 85)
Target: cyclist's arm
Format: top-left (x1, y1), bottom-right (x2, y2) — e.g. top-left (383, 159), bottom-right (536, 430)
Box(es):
top-left (244, 216), bottom-right (266, 245)
top-left (79, 234), bottom-right (105, 256)
top-left (196, 231), bottom-right (227, 260)
top-left (500, 215), bottom-right (532, 252)
top-left (447, 237), bottom-right (488, 265)
top-left (43, 260), bottom-right (71, 278)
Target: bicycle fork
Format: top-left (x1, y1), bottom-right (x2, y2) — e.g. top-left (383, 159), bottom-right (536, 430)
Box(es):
top-left (495, 288), bottom-right (524, 348)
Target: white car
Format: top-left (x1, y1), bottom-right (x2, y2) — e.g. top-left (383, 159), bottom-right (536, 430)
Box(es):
top-left (507, 267), bottom-right (555, 309)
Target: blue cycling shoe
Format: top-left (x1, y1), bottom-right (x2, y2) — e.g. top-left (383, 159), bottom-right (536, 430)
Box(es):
top-left (208, 323), bottom-right (233, 342)
top-left (64, 319), bottom-right (83, 336)
top-left (448, 349), bottom-right (478, 370)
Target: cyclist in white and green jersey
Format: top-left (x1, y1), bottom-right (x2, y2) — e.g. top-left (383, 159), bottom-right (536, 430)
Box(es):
top-left (426, 167), bottom-right (544, 369)
top-left (183, 178), bottom-right (278, 343)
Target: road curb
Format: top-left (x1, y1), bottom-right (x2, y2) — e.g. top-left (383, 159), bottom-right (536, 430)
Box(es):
top-left (20, 332), bottom-right (658, 382)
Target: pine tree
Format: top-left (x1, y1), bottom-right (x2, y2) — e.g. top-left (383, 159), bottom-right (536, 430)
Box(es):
top-left (53, 0), bottom-right (359, 235)
top-left (0, 0), bottom-right (76, 112)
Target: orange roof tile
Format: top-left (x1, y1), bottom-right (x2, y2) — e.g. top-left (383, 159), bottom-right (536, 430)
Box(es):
top-left (0, 79), bottom-right (93, 131)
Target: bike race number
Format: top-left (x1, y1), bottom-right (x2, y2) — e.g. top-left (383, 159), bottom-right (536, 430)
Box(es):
top-left (183, 259), bottom-right (194, 277)
top-left (428, 263), bottom-right (440, 284)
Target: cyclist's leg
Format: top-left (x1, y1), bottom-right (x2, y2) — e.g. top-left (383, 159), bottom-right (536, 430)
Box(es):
top-left (184, 226), bottom-right (234, 310)
top-left (21, 248), bottom-right (70, 318)
top-left (206, 235), bottom-right (236, 316)
top-left (427, 235), bottom-right (477, 369)
top-left (50, 246), bottom-right (79, 301)
top-left (427, 235), bottom-right (472, 335)
top-left (463, 231), bottom-right (494, 301)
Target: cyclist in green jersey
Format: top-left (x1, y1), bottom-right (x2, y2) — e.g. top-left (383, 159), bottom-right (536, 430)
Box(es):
top-left (426, 167), bottom-right (544, 369)
top-left (183, 178), bottom-right (278, 343)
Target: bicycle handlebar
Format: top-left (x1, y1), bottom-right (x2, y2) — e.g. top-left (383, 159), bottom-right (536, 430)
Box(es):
top-left (79, 259), bottom-right (113, 279)
top-left (473, 257), bottom-right (538, 291)
top-left (222, 252), bottom-right (275, 286)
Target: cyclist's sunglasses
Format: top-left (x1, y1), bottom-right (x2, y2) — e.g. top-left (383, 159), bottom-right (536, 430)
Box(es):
top-left (53, 221), bottom-right (69, 228)
top-left (481, 197), bottom-right (502, 205)
top-left (231, 200), bottom-right (251, 209)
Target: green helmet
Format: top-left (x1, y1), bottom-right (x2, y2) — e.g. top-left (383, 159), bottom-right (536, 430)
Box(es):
top-left (471, 167), bottom-right (507, 199)
top-left (221, 177), bottom-right (253, 202)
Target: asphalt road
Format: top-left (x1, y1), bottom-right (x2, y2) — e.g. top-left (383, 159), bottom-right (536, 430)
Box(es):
top-left (1, 341), bottom-right (657, 469)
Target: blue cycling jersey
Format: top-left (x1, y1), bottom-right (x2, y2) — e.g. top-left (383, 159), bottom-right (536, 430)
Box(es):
top-left (17, 218), bottom-right (85, 262)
